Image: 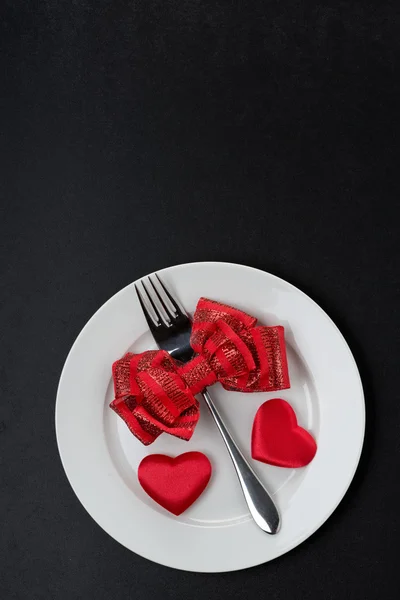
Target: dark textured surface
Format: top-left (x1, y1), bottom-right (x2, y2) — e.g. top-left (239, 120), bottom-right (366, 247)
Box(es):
top-left (1, 1), bottom-right (400, 598)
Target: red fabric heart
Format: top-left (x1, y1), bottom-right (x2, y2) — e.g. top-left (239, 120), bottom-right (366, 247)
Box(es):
top-left (138, 452), bottom-right (212, 515)
top-left (251, 399), bottom-right (317, 468)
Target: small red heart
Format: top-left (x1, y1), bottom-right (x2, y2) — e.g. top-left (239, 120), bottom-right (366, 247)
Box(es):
top-left (251, 399), bottom-right (317, 468)
top-left (138, 452), bottom-right (212, 515)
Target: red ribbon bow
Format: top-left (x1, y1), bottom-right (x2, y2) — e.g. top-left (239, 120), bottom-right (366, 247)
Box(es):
top-left (110, 298), bottom-right (290, 445)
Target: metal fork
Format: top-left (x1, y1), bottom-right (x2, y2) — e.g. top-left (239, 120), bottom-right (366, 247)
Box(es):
top-left (135, 274), bottom-right (280, 534)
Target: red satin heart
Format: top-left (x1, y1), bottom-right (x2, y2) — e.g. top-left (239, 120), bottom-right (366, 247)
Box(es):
top-left (138, 452), bottom-right (212, 515)
top-left (251, 399), bottom-right (317, 468)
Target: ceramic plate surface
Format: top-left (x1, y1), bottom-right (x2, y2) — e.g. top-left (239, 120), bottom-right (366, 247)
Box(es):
top-left (56, 262), bottom-right (365, 572)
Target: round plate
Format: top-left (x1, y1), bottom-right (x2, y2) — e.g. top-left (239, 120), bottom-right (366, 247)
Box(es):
top-left (56, 262), bottom-right (365, 572)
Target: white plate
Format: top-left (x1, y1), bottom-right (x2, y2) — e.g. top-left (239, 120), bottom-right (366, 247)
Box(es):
top-left (56, 262), bottom-right (365, 572)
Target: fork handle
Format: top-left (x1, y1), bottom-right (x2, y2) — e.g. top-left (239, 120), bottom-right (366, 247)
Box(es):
top-left (201, 390), bottom-right (280, 534)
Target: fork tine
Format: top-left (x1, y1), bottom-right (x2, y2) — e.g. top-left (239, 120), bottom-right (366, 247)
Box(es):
top-left (142, 279), bottom-right (171, 327)
top-left (135, 283), bottom-right (160, 328)
top-left (155, 274), bottom-right (186, 317)
top-left (148, 276), bottom-right (177, 320)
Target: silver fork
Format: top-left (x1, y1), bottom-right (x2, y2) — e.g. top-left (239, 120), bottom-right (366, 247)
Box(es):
top-left (135, 274), bottom-right (280, 534)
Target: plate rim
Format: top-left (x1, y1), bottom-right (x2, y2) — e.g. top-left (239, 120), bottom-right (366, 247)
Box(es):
top-left (55, 261), bottom-right (365, 572)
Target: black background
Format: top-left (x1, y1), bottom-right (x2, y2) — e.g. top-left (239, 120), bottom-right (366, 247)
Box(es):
top-left (1, 1), bottom-right (400, 598)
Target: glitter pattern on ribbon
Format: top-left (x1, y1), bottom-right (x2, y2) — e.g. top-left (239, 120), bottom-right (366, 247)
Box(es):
top-left (110, 298), bottom-right (290, 445)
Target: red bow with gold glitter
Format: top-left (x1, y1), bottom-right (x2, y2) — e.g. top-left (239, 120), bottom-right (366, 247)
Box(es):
top-left (110, 298), bottom-right (290, 445)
